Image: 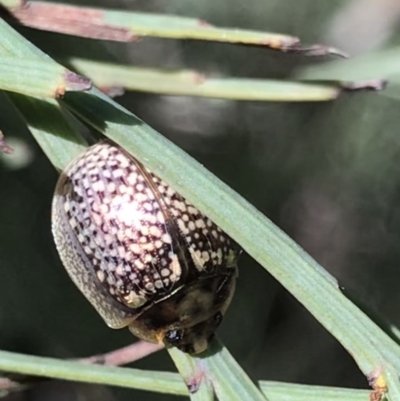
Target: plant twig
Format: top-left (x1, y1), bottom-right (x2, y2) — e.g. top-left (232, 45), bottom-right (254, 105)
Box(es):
top-left (0, 348), bottom-right (371, 400)
top-left (78, 341), bottom-right (164, 366)
top-left (0, 342), bottom-right (163, 396)
top-left (0, 56), bottom-right (91, 98)
top-left (0, 12), bottom-right (399, 401)
top-left (2, 0), bottom-right (343, 55)
top-left (67, 58), bottom-right (340, 102)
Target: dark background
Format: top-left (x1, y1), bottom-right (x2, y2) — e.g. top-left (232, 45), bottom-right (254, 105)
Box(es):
top-left (1, 0), bottom-right (400, 399)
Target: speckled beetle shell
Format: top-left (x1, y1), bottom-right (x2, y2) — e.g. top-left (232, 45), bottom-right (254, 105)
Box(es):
top-left (52, 141), bottom-right (238, 354)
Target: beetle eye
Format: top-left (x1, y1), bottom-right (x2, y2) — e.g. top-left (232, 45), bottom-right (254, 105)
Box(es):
top-left (165, 329), bottom-right (183, 345)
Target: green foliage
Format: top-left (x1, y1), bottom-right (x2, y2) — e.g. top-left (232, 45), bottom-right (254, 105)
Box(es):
top-left (1, 2), bottom-right (400, 401)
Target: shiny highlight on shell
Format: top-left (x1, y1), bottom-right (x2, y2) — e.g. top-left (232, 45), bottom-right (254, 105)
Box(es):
top-left (52, 141), bottom-right (238, 354)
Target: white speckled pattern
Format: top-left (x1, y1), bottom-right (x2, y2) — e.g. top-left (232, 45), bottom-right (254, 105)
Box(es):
top-left (52, 141), bottom-right (238, 335)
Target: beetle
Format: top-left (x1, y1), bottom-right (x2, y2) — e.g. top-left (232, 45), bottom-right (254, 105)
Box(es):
top-left (52, 141), bottom-right (238, 354)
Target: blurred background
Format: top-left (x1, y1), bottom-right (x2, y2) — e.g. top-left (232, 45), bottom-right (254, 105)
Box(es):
top-left (1, 0), bottom-right (400, 399)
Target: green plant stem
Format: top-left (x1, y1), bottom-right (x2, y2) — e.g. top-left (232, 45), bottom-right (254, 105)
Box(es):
top-left (0, 56), bottom-right (90, 98)
top-left (3, 93), bottom-right (88, 171)
top-left (1, 0), bottom-right (299, 49)
top-left (168, 347), bottom-right (215, 401)
top-left (0, 349), bottom-right (186, 395)
top-left (0, 15), bottom-right (399, 400)
top-left (65, 88), bottom-right (400, 381)
top-left (67, 58), bottom-right (338, 102)
top-left (0, 348), bottom-right (371, 400)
